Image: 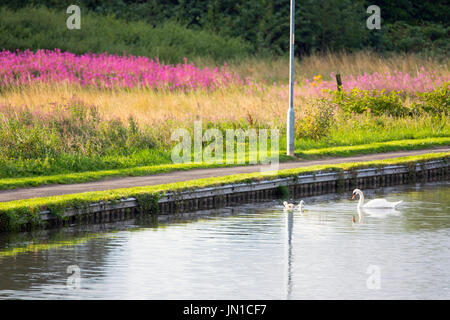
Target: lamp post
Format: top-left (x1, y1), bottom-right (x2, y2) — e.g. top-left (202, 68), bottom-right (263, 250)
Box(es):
top-left (287, 0), bottom-right (295, 156)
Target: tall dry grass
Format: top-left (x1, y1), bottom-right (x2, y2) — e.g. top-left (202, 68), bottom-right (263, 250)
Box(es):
top-left (2, 52), bottom-right (448, 129)
top-left (0, 83), bottom-right (280, 127)
top-left (1, 51), bottom-right (448, 150)
top-left (228, 51), bottom-right (450, 83)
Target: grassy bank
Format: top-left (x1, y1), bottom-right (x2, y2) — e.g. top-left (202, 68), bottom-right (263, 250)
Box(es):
top-left (0, 152), bottom-right (448, 232)
top-left (0, 137), bottom-right (448, 191)
top-left (1, 84), bottom-right (448, 179)
top-left (1, 50), bottom-right (448, 182)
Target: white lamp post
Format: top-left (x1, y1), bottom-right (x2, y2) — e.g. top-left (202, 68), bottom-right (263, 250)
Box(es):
top-left (287, 0), bottom-right (295, 156)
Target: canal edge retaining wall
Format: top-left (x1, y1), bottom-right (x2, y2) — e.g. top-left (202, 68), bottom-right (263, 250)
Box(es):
top-left (36, 159), bottom-right (449, 228)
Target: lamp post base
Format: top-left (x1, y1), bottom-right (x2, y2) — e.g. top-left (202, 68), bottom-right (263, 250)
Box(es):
top-left (287, 107), bottom-right (295, 156)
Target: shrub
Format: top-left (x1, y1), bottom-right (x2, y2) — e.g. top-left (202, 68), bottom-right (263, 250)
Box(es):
top-left (411, 83), bottom-right (449, 116)
top-left (295, 99), bottom-right (335, 141)
top-left (331, 88), bottom-right (409, 117)
top-left (383, 22), bottom-right (449, 57)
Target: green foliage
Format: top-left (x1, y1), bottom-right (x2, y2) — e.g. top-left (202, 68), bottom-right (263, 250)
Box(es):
top-left (381, 22), bottom-right (449, 57)
top-left (0, 93), bottom-right (448, 182)
top-left (2, 1), bottom-right (448, 58)
top-left (134, 193), bottom-right (160, 215)
top-left (0, 100), bottom-right (159, 160)
top-left (363, 0), bottom-right (448, 25)
top-left (0, 206), bottom-right (41, 232)
top-left (296, 137), bottom-right (450, 158)
top-left (331, 89), bottom-right (409, 116)
top-left (325, 112), bottom-right (449, 147)
top-left (0, 100), bottom-right (176, 177)
top-left (0, 6), bottom-right (252, 63)
top-left (296, 99), bottom-right (335, 141)
top-left (297, 0), bottom-right (368, 54)
top-left (412, 83), bottom-right (450, 116)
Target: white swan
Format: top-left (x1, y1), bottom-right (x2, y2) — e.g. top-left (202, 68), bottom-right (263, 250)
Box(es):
top-left (283, 201), bottom-right (295, 210)
top-left (297, 200), bottom-right (305, 213)
top-left (283, 200), bottom-right (304, 212)
top-left (352, 189), bottom-right (402, 209)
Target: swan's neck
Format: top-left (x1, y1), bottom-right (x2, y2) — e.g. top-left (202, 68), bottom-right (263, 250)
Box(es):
top-left (357, 190), bottom-right (364, 208)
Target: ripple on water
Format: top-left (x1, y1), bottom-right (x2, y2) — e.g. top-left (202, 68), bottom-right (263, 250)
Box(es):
top-left (0, 182), bottom-right (449, 299)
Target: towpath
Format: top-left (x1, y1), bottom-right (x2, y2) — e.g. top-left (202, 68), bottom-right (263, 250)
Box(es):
top-left (0, 147), bottom-right (448, 202)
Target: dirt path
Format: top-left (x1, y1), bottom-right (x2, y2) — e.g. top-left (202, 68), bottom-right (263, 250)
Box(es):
top-left (1, 147), bottom-right (448, 202)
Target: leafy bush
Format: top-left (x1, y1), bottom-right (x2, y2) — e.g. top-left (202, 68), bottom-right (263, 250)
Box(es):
top-left (382, 22), bottom-right (449, 57)
top-left (295, 99), bottom-right (335, 141)
top-left (331, 89), bottom-right (409, 117)
top-left (411, 83), bottom-right (450, 116)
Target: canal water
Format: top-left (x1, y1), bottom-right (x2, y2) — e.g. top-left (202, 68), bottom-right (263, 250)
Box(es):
top-left (0, 182), bottom-right (448, 299)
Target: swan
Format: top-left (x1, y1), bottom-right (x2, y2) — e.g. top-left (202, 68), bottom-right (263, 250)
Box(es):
top-left (362, 206), bottom-right (400, 217)
top-left (283, 200), bottom-right (304, 212)
top-left (352, 189), bottom-right (402, 209)
top-left (283, 201), bottom-right (295, 210)
top-left (297, 200), bottom-right (305, 213)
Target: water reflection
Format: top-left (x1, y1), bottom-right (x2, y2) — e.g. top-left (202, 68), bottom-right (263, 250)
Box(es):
top-left (0, 182), bottom-right (448, 299)
top-left (285, 211), bottom-right (293, 300)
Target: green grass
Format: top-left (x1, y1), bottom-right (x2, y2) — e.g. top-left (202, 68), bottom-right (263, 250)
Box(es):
top-left (0, 137), bottom-right (448, 191)
top-left (294, 113), bottom-right (450, 150)
top-left (0, 152), bottom-right (448, 232)
top-left (295, 137), bottom-right (450, 158)
top-left (1, 90), bottom-right (448, 180)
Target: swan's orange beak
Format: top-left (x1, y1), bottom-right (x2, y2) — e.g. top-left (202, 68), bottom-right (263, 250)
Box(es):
top-left (352, 194), bottom-right (355, 199)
